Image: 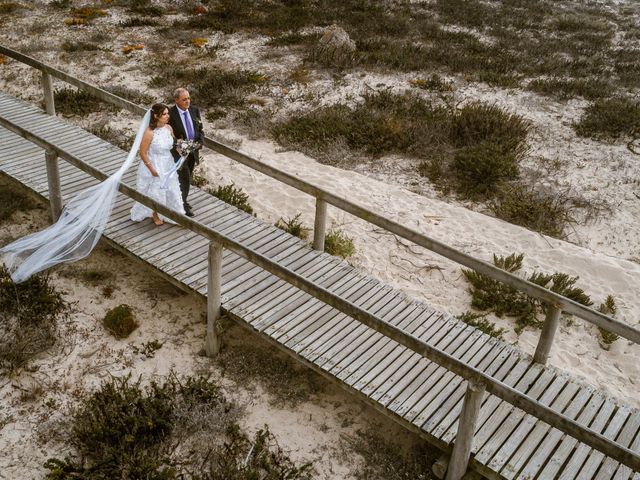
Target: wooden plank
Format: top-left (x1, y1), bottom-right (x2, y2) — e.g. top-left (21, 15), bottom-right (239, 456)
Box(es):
top-left (441, 351), bottom-right (531, 444)
top-left (409, 330), bottom-right (498, 428)
top-left (341, 305), bottom-right (436, 386)
top-left (268, 271), bottom-right (370, 343)
top-left (611, 420), bottom-right (640, 480)
top-left (538, 396), bottom-right (614, 479)
top-left (390, 325), bottom-right (482, 417)
top-left (509, 385), bottom-right (595, 479)
top-left (478, 371), bottom-right (569, 469)
top-left (329, 301), bottom-right (421, 379)
top-left (314, 290), bottom-right (409, 371)
top-left (422, 338), bottom-right (509, 436)
top-left (592, 411), bottom-right (640, 479)
top-left (573, 406), bottom-right (632, 479)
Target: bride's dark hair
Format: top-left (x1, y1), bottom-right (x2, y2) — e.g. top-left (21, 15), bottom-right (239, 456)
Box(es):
top-left (149, 103), bottom-right (169, 129)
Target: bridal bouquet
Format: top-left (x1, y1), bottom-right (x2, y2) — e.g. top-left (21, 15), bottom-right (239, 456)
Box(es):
top-left (177, 139), bottom-right (200, 158)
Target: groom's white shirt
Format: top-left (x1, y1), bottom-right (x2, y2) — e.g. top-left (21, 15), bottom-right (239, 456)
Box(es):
top-left (176, 106), bottom-right (194, 139)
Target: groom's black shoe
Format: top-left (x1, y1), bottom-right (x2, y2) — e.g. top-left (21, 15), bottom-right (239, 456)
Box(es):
top-left (184, 205), bottom-right (195, 217)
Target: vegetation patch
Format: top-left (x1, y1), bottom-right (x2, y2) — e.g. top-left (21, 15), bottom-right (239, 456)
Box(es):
top-left (44, 374), bottom-right (311, 480)
top-left (457, 311), bottom-right (506, 340)
top-left (345, 426), bottom-right (437, 480)
top-left (207, 183), bottom-right (254, 215)
top-left (409, 74), bottom-right (454, 93)
top-left (149, 64), bottom-right (267, 114)
top-left (574, 97), bottom-right (640, 140)
top-left (89, 125), bottom-right (135, 151)
top-left (102, 304), bottom-right (138, 339)
top-left (462, 253), bottom-right (593, 334)
top-left (119, 16), bottom-right (159, 28)
top-left (0, 181), bottom-right (40, 220)
top-left (324, 229), bottom-right (356, 259)
top-left (0, 266), bottom-right (70, 372)
top-left (53, 87), bottom-right (113, 116)
top-left (490, 184), bottom-right (575, 238)
top-left (527, 77), bottom-right (613, 101)
top-left (597, 295), bottom-right (619, 349)
top-left (60, 40), bottom-right (101, 52)
top-left (275, 213), bottom-right (310, 240)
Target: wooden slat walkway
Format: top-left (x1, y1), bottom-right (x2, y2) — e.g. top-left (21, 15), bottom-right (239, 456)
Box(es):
top-left (1, 91), bottom-right (638, 480)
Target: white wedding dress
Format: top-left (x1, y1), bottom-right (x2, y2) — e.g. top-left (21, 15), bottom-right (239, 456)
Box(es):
top-left (130, 126), bottom-right (185, 222)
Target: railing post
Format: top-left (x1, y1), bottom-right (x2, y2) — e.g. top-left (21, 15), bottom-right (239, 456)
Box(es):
top-left (44, 148), bottom-right (62, 221)
top-left (205, 240), bottom-right (223, 356)
top-left (446, 380), bottom-right (485, 480)
top-left (313, 197), bottom-right (327, 251)
top-left (41, 71), bottom-right (55, 116)
top-left (533, 303), bottom-right (562, 364)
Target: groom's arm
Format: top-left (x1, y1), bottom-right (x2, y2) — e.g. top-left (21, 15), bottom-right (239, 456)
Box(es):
top-left (194, 107), bottom-right (205, 146)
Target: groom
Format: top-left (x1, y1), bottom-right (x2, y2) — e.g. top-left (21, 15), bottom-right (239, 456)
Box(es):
top-left (169, 87), bottom-right (205, 217)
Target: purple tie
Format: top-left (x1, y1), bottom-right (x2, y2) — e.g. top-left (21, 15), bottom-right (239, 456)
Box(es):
top-left (183, 110), bottom-right (194, 140)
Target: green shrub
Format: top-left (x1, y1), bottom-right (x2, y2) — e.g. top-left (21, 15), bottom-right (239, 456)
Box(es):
top-left (462, 253), bottom-right (593, 334)
top-left (457, 311), bottom-right (506, 340)
top-left (574, 97), bottom-right (640, 140)
top-left (61, 40), bottom-right (101, 52)
top-left (451, 142), bottom-right (519, 196)
top-left (409, 74), bottom-right (454, 92)
top-left (207, 184), bottom-right (254, 215)
top-left (275, 213), bottom-right (310, 240)
top-left (490, 184), bottom-right (573, 238)
top-left (53, 87), bottom-right (112, 116)
top-left (324, 230), bottom-right (355, 259)
top-left (150, 65), bottom-right (267, 112)
top-left (104, 85), bottom-right (155, 106)
top-left (45, 374), bottom-right (311, 479)
top-left (597, 295), bottom-right (619, 349)
top-left (0, 181), bottom-right (39, 220)
top-left (0, 266), bottom-right (70, 371)
top-left (88, 125), bottom-right (136, 151)
top-left (527, 77), bottom-right (613, 100)
top-left (119, 17), bottom-right (159, 27)
top-left (102, 304), bottom-right (138, 339)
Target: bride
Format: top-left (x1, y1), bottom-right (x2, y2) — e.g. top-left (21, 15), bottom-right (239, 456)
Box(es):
top-left (130, 103), bottom-right (185, 225)
top-left (1, 105), bottom-right (187, 283)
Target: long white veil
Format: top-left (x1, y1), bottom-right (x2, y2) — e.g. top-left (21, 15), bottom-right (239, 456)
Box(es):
top-left (0, 110), bottom-right (151, 283)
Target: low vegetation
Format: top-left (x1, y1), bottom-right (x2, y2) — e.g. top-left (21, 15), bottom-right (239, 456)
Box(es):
top-left (207, 183), bottom-right (254, 215)
top-left (597, 295), bottom-right (619, 349)
top-left (274, 213), bottom-right (311, 240)
top-left (462, 253), bottom-right (593, 334)
top-left (324, 229), bottom-right (356, 259)
top-left (0, 181), bottom-right (40, 220)
top-left (0, 266), bottom-right (70, 372)
top-left (53, 87), bottom-right (112, 116)
top-left (457, 311), bottom-right (506, 340)
top-left (102, 304), bottom-right (138, 339)
top-left (149, 64), bottom-right (267, 118)
top-left (574, 97), bottom-right (640, 140)
top-left (274, 91), bottom-right (530, 200)
top-left (44, 374), bottom-right (313, 479)
top-left (217, 331), bottom-right (323, 406)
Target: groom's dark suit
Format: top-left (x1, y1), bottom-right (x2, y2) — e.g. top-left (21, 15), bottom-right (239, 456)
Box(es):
top-left (169, 105), bottom-right (205, 209)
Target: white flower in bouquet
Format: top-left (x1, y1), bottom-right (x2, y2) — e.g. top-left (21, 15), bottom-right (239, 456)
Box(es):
top-left (178, 139), bottom-right (200, 157)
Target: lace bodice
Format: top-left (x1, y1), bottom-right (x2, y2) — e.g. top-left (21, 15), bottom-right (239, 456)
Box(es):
top-left (148, 127), bottom-right (173, 157)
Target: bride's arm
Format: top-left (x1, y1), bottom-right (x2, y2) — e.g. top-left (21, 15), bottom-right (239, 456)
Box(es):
top-left (140, 129), bottom-right (159, 177)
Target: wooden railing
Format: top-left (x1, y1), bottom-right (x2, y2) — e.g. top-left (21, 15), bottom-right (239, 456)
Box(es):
top-left (1, 45), bottom-right (639, 479)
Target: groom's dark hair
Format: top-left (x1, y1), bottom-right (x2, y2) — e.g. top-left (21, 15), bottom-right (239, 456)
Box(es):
top-left (149, 103), bottom-right (169, 129)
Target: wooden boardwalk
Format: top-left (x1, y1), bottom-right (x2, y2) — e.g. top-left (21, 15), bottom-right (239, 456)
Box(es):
top-left (1, 91), bottom-right (639, 480)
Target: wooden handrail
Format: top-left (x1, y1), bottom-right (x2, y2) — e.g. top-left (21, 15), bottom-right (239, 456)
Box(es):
top-left (1, 114), bottom-right (639, 472)
top-left (0, 44), bottom-right (637, 346)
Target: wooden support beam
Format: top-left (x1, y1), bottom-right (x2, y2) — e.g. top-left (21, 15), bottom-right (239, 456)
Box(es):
top-left (313, 197), bottom-right (327, 252)
top-left (446, 380), bottom-right (485, 480)
top-left (41, 72), bottom-right (55, 116)
top-left (44, 148), bottom-right (62, 221)
top-left (205, 240), bottom-right (223, 356)
top-left (534, 304), bottom-right (562, 364)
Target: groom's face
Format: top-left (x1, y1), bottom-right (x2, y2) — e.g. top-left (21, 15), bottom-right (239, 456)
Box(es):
top-left (176, 91), bottom-right (191, 111)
